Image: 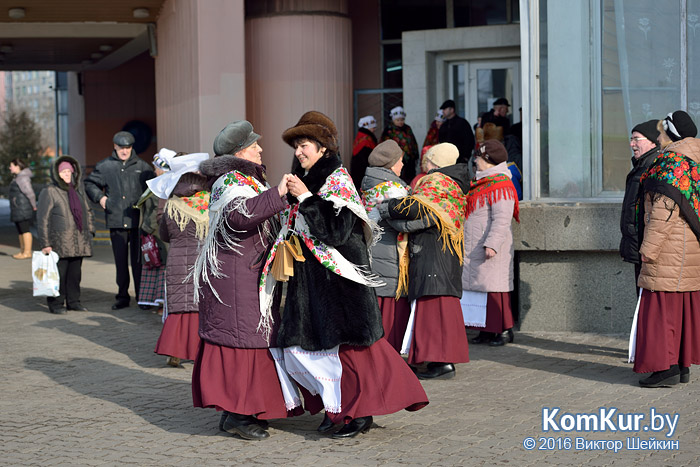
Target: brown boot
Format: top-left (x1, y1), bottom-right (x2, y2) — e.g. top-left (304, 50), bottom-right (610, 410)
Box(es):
top-left (12, 233), bottom-right (32, 259)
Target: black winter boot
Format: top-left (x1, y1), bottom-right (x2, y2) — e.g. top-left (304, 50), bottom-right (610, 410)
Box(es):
top-left (639, 365), bottom-right (680, 388)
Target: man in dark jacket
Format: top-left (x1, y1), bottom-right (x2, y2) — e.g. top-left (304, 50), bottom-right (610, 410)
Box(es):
top-left (438, 99), bottom-right (475, 164)
top-left (84, 131), bottom-right (155, 309)
top-left (619, 120), bottom-right (660, 290)
top-left (479, 97), bottom-right (511, 133)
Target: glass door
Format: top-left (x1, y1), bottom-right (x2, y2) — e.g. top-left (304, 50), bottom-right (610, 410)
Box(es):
top-left (449, 60), bottom-right (521, 127)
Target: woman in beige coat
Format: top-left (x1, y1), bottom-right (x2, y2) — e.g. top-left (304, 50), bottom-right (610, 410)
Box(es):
top-left (461, 140), bottom-right (519, 346)
top-left (633, 111), bottom-right (700, 388)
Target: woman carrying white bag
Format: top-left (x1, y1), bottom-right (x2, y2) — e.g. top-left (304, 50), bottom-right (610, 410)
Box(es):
top-left (36, 156), bottom-right (95, 313)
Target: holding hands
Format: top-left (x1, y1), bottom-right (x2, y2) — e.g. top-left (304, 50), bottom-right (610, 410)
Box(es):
top-left (286, 174), bottom-right (310, 198)
top-left (277, 174), bottom-right (293, 196)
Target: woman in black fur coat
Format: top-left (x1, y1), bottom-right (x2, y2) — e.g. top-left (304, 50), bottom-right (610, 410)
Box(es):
top-left (260, 111), bottom-right (428, 439)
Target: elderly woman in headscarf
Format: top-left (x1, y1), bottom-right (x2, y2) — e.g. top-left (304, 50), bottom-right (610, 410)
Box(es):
top-left (462, 140), bottom-right (520, 347)
top-left (191, 121), bottom-right (295, 441)
top-left (147, 149), bottom-right (210, 367)
top-left (381, 106), bottom-right (420, 183)
top-left (37, 156), bottom-right (95, 313)
top-left (631, 110), bottom-right (700, 388)
top-left (350, 115), bottom-right (377, 188)
top-left (361, 139), bottom-right (430, 351)
top-left (260, 111), bottom-right (427, 439)
top-left (377, 143), bottom-right (471, 380)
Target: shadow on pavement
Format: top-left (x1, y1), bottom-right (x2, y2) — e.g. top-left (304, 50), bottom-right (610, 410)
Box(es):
top-left (24, 356), bottom-right (212, 436)
top-left (33, 313), bottom-right (165, 368)
top-left (466, 330), bottom-right (638, 386)
top-left (24, 356), bottom-right (335, 440)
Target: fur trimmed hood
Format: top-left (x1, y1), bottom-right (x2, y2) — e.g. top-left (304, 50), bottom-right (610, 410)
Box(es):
top-left (199, 154), bottom-right (267, 188)
top-left (51, 155), bottom-right (83, 191)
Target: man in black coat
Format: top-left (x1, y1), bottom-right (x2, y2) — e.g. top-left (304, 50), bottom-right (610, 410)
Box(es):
top-left (85, 131), bottom-right (155, 309)
top-left (438, 99), bottom-right (475, 164)
top-left (619, 120), bottom-right (660, 290)
top-left (479, 97), bottom-right (511, 133)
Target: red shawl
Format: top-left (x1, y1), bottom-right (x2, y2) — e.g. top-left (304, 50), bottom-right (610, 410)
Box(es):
top-left (466, 174), bottom-right (520, 223)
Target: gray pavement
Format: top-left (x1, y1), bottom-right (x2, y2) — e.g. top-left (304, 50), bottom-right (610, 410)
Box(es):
top-left (0, 201), bottom-right (698, 466)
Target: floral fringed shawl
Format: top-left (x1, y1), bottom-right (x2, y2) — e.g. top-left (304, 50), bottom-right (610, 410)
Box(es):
top-left (638, 151), bottom-right (700, 241)
top-left (165, 190), bottom-right (210, 241)
top-left (392, 171), bottom-right (467, 298)
top-left (259, 167), bottom-right (383, 332)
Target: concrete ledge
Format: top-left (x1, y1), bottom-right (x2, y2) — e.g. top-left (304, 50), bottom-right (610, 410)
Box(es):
top-left (514, 202), bottom-right (623, 251)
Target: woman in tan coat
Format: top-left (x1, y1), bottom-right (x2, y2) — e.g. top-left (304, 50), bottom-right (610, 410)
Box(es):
top-left (633, 110), bottom-right (700, 387)
top-left (462, 140), bottom-right (519, 346)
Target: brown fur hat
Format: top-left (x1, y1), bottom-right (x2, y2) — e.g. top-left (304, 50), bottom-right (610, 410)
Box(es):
top-left (282, 111), bottom-right (338, 152)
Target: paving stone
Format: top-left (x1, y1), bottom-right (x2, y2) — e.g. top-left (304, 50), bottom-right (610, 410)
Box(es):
top-left (1, 237), bottom-right (699, 465)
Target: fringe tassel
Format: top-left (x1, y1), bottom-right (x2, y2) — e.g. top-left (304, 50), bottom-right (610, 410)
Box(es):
top-left (392, 196), bottom-right (465, 300)
top-left (466, 185), bottom-right (519, 223)
top-left (165, 198), bottom-right (209, 240)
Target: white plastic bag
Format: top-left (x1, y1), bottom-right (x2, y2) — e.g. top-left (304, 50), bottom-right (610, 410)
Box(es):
top-left (32, 251), bottom-right (60, 297)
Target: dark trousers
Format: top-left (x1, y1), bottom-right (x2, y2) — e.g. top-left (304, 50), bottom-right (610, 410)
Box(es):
top-left (47, 257), bottom-right (83, 311)
top-left (110, 228), bottom-right (142, 303)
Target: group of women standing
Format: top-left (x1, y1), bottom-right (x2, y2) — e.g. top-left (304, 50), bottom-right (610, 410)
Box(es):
top-left (191, 114), bottom-right (428, 441)
top-left (189, 110), bottom-right (521, 441)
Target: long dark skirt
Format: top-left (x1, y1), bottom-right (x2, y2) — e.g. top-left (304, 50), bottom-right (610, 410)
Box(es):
top-left (155, 312), bottom-right (200, 361)
top-left (634, 289), bottom-right (700, 373)
top-left (466, 291), bottom-right (514, 334)
top-left (192, 341), bottom-right (302, 420)
top-left (302, 339), bottom-right (429, 424)
top-left (407, 295), bottom-right (469, 365)
top-left (378, 296), bottom-right (411, 352)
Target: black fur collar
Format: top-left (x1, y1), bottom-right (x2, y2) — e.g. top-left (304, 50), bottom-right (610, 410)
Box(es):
top-left (199, 155), bottom-right (267, 187)
top-left (293, 153), bottom-right (342, 194)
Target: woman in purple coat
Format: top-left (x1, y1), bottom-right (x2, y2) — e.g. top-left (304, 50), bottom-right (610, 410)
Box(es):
top-left (191, 121), bottom-right (293, 441)
top-left (155, 168), bottom-right (209, 366)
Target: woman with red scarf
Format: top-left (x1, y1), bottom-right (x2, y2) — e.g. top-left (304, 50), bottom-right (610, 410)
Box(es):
top-left (461, 140), bottom-right (519, 347)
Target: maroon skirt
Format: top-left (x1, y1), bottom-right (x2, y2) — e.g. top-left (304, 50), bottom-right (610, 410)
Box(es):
top-left (154, 312), bottom-right (201, 361)
top-left (191, 340), bottom-right (302, 420)
top-left (302, 339), bottom-right (429, 424)
top-left (467, 292), bottom-right (514, 334)
top-left (407, 295), bottom-right (470, 365)
top-left (634, 289), bottom-right (700, 373)
top-left (378, 296), bottom-right (411, 352)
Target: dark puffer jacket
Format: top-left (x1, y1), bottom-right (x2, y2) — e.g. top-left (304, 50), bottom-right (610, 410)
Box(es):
top-left (383, 163), bottom-right (471, 301)
top-left (37, 156), bottom-right (95, 258)
top-left (619, 146), bottom-right (660, 264)
top-left (9, 168), bottom-right (36, 223)
top-left (277, 153), bottom-right (385, 351)
top-left (159, 174), bottom-right (208, 314)
top-left (360, 166), bottom-right (430, 297)
top-left (84, 149), bottom-right (154, 229)
top-left (197, 156), bottom-right (285, 349)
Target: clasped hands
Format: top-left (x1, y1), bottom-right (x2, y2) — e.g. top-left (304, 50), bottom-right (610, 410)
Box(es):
top-left (277, 174), bottom-right (310, 198)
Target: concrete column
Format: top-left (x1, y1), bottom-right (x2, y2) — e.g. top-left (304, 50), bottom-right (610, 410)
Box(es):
top-left (67, 72), bottom-right (86, 167)
top-left (155, 0), bottom-right (246, 155)
top-left (245, 1), bottom-right (352, 183)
